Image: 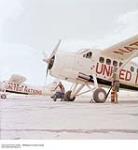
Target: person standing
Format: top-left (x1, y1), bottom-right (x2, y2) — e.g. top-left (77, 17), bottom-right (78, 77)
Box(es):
top-left (111, 66), bottom-right (120, 103)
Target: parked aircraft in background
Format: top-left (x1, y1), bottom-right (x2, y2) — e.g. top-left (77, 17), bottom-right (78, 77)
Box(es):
top-left (0, 74), bottom-right (58, 99)
top-left (43, 35), bottom-right (138, 103)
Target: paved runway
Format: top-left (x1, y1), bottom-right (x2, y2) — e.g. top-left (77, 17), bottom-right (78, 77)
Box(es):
top-left (0, 95), bottom-right (138, 139)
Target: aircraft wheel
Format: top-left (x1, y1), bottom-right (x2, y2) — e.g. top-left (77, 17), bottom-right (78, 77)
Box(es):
top-left (53, 95), bottom-right (57, 102)
top-left (64, 91), bottom-right (76, 102)
top-left (1, 94), bottom-right (7, 99)
top-left (93, 88), bottom-right (106, 103)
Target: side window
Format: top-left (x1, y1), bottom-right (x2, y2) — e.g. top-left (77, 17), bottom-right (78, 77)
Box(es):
top-left (99, 57), bottom-right (104, 63)
top-left (113, 60), bottom-right (118, 66)
top-left (119, 62), bottom-right (123, 67)
top-left (130, 66), bottom-right (134, 72)
top-left (83, 54), bottom-right (86, 58)
top-left (83, 52), bottom-right (92, 59)
top-left (86, 52), bottom-right (92, 58)
top-left (106, 59), bottom-right (111, 65)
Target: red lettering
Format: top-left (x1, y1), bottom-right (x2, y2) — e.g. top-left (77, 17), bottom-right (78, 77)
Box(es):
top-left (18, 85), bottom-right (24, 92)
top-left (96, 63), bottom-right (113, 77)
top-left (119, 69), bottom-right (126, 80)
top-left (24, 86), bottom-right (28, 93)
top-left (113, 51), bottom-right (123, 55)
top-left (125, 71), bottom-right (132, 81)
top-left (95, 63), bottom-right (133, 82)
top-left (118, 48), bottom-right (129, 53)
top-left (130, 41), bottom-right (138, 47)
top-left (110, 66), bottom-right (113, 76)
top-left (135, 74), bottom-right (138, 84)
top-left (124, 46), bottom-right (137, 52)
top-left (113, 41), bottom-right (138, 55)
top-left (16, 84), bottom-right (19, 91)
top-left (13, 83), bottom-right (17, 91)
top-left (7, 83), bottom-right (13, 90)
top-left (96, 63), bottom-right (103, 74)
top-left (102, 65), bottom-right (112, 77)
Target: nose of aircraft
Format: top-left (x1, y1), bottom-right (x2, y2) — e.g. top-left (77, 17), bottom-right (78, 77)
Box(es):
top-left (43, 40), bottom-right (61, 79)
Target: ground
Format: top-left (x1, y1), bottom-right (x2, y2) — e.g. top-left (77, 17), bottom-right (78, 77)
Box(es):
top-left (0, 94), bottom-right (138, 139)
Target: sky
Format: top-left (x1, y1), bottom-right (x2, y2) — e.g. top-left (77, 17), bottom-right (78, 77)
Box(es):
top-left (0, 0), bottom-right (138, 86)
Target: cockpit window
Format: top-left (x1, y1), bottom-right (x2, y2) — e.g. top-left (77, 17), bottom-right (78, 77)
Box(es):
top-left (86, 52), bottom-right (92, 58)
top-left (130, 66), bottom-right (134, 72)
top-left (99, 57), bottom-right (104, 63)
top-left (83, 52), bottom-right (92, 59)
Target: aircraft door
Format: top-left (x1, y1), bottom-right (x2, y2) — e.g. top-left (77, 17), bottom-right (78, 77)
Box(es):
top-left (75, 51), bottom-right (95, 75)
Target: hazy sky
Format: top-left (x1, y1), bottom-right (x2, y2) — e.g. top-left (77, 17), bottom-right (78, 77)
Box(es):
top-left (0, 0), bottom-right (138, 85)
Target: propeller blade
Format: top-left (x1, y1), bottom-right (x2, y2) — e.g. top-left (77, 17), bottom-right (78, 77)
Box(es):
top-left (44, 65), bottom-right (49, 86)
top-left (46, 65), bottom-right (49, 79)
top-left (49, 39), bottom-right (61, 59)
top-left (43, 39), bottom-right (61, 85)
top-left (42, 51), bottom-right (50, 63)
top-left (43, 58), bottom-right (49, 63)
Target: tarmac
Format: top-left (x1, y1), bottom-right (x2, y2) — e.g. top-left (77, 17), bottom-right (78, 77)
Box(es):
top-left (0, 93), bottom-right (138, 139)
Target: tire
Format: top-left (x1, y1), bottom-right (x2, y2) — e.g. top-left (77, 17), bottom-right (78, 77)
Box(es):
top-left (64, 91), bottom-right (76, 102)
top-left (93, 88), bottom-right (106, 103)
top-left (1, 94), bottom-right (7, 99)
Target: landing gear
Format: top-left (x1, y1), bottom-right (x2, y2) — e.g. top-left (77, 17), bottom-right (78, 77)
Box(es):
top-left (62, 74), bottom-right (107, 103)
top-left (0, 94), bottom-right (7, 99)
top-left (93, 88), bottom-right (106, 103)
top-left (64, 91), bottom-right (76, 101)
top-left (63, 84), bottom-right (85, 102)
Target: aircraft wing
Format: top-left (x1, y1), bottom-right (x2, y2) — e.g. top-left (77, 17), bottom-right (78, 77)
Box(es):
top-left (101, 34), bottom-right (138, 61)
top-left (8, 74), bottom-right (26, 85)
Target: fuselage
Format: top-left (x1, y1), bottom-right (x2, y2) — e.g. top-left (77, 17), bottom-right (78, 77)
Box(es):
top-left (50, 49), bottom-right (138, 91)
top-left (0, 82), bottom-right (43, 95)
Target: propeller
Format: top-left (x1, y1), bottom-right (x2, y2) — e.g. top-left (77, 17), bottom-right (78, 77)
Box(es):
top-left (43, 40), bottom-right (61, 83)
top-left (49, 39), bottom-right (61, 60)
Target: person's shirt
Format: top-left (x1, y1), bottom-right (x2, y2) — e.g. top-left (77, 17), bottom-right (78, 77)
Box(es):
top-left (59, 84), bottom-right (65, 93)
top-left (112, 72), bottom-right (119, 81)
top-left (55, 83), bottom-right (65, 93)
top-left (112, 72), bottom-right (120, 92)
